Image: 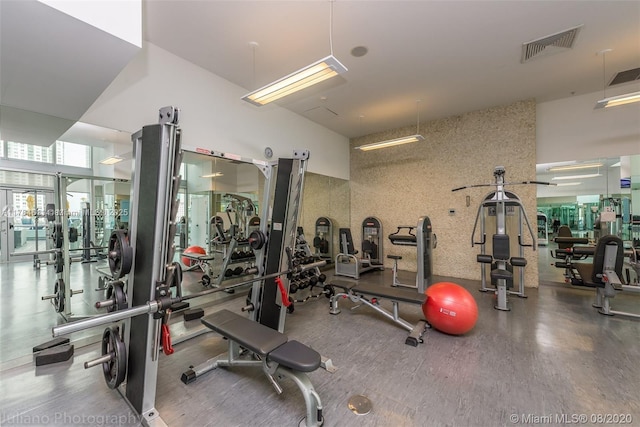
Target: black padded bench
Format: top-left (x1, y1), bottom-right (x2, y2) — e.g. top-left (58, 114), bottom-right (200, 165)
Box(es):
top-left (181, 309), bottom-right (324, 426)
top-left (353, 283), bottom-right (426, 305)
top-left (329, 283), bottom-right (429, 346)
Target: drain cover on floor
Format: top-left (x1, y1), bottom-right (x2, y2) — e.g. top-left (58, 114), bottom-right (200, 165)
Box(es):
top-left (348, 395), bottom-right (372, 415)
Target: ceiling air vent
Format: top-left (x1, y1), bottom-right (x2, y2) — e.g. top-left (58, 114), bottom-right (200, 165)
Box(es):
top-left (521, 25), bottom-right (582, 63)
top-left (609, 67), bottom-right (640, 86)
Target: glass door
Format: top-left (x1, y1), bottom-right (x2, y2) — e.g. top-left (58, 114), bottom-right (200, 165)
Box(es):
top-left (3, 188), bottom-right (55, 263)
top-left (0, 189), bottom-right (12, 263)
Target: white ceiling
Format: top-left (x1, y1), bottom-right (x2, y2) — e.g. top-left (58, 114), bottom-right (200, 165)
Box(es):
top-left (144, 0), bottom-right (640, 138)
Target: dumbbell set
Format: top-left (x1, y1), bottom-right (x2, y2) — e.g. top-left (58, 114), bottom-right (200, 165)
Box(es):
top-left (229, 250), bottom-right (255, 260)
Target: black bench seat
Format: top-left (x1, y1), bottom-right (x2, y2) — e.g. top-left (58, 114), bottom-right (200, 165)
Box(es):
top-left (353, 284), bottom-right (426, 305)
top-left (183, 252), bottom-right (216, 261)
top-left (185, 309), bottom-right (324, 426)
top-left (201, 309), bottom-right (288, 356)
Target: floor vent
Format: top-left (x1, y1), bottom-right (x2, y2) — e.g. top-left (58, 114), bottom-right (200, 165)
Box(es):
top-left (521, 25), bottom-right (582, 63)
top-left (609, 67), bottom-right (640, 86)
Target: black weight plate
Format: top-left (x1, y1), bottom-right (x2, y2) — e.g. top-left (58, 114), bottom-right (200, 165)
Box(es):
top-left (54, 279), bottom-right (65, 313)
top-left (201, 274), bottom-right (211, 287)
top-left (55, 253), bottom-right (63, 274)
top-left (52, 223), bottom-right (63, 249)
top-left (102, 327), bottom-right (127, 390)
top-left (108, 230), bottom-right (133, 279)
top-left (106, 282), bottom-right (127, 313)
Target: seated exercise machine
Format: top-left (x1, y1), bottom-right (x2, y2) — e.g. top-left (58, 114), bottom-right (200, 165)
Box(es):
top-left (552, 225), bottom-right (591, 283)
top-left (329, 216), bottom-right (436, 346)
top-left (556, 235), bottom-right (640, 318)
top-left (453, 166), bottom-right (544, 311)
top-left (387, 216), bottom-right (436, 293)
top-left (335, 222), bottom-right (384, 279)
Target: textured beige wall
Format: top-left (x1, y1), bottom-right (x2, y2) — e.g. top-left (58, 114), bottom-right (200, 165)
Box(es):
top-left (300, 172), bottom-right (350, 259)
top-left (350, 100), bottom-right (539, 287)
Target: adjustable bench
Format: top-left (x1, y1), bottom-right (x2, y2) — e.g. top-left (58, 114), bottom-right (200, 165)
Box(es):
top-left (182, 252), bottom-right (215, 276)
top-left (181, 309), bottom-right (324, 426)
top-left (329, 281), bottom-right (429, 346)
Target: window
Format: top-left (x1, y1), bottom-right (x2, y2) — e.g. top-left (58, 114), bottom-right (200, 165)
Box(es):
top-left (7, 141), bottom-right (53, 163)
top-left (0, 140), bottom-right (4, 157)
top-left (56, 141), bottom-right (91, 168)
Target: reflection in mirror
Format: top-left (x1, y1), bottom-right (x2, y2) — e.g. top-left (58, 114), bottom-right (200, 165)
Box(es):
top-left (536, 155), bottom-right (640, 284)
top-left (300, 172), bottom-right (350, 262)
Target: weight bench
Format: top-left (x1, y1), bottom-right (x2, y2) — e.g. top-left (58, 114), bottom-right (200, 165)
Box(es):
top-left (181, 309), bottom-right (324, 426)
top-left (335, 228), bottom-right (384, 279)
top-left (329, 281), bottom-right (429, 346)
top-left (182, 252), bottom-right (215, 276)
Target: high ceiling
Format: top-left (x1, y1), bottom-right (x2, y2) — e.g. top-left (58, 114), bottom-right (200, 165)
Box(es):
top-left (144, 0), bottom-right (640, 139)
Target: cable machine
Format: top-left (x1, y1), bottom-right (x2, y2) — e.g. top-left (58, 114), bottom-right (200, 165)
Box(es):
top-left (453, 166), bottom-right (552, 311)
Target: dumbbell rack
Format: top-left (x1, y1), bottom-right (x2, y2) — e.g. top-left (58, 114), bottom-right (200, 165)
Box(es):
top-left (289, 230), bottom-right (328, 303)
top-left (213, 237), bottom-right (256, 288)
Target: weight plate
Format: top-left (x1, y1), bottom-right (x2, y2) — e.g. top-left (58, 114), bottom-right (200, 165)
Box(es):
top-left (52, 223), bottom-right (63, 249)
top-left (105, 281), bottom-right (127, 313)
top-left (168, 262), bottom-right (183, 288)
top-left (54, 279), bottom-right (65, 313)
top-left (201, 274), bottom-right (211, 287)
top-left (108, 230), bottom-right (133, 279)
top-left (55, 253), bottom-right (63, 274)
top-left (102, 327), bottom-right (127, 390)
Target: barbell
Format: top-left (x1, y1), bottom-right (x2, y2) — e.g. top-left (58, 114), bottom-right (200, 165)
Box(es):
top-left (52, 259), bottom-right (327, 337)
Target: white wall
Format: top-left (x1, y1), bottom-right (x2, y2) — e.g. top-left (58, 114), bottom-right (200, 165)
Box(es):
top-left (80, 43), bottom-right (350, 180)
top-left (39, 0), bottom-right (141, 47)
top-left (537, 87), bottom-right (640, 164)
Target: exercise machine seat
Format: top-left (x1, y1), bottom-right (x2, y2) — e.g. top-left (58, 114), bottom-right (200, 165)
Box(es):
top-left (573, 236), bottom-right (624, 288)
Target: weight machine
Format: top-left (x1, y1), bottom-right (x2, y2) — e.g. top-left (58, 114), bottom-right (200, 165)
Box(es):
top-left (49, 107), bottom-right (327, 426)
top-left (453, 166), bottom-right (551, 311)
top-left (387, 216), bottom-right (436, 294)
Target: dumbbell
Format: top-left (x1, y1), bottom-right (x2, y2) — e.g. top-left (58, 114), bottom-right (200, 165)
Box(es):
top-left (233, 267), bottom-right (244, 276)
top-left (318, 273), bottom-right (327, 283)
top-left (225, 269), bottom-right (234, 277)
top-left (308, 276), bottom-right (319, 287)
top-left (290, 283), bottom-right (299, 294)
top-left (230, 252), bottom-right (239, 260)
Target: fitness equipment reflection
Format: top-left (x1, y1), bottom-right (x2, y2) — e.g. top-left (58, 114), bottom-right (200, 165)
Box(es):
top-left (335, 225), bottom-right (384, 279)
top-left (552, 234), bottom-right (640, 318)
top-left (453, 166), bottom-right (550, 311)
top-left (537, 212), bottom-right (549, 246)
top-left (313, 216), bottom-right (333, 262)
top-left (387, 216), bottom-right (436, 294)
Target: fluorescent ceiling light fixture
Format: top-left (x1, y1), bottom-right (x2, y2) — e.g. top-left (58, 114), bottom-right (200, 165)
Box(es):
top-left (201, 172), bottom-right (224, 178)
top-left (548, 162), bottom-right (603, 172)
top-left (355, 135), bottom-right (424, 151)
top-left (595, 91), bottom-right (640, 109)
top-left (99, 156), bottom-right (123, 165)
top-left (242, 55), bottom-right (347, 106)
top-left (552, 173), bottom-right (601, 180)
top-left (556, 182), bottom-right (582, 186)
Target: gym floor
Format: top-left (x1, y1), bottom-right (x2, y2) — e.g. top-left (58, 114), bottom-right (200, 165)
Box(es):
top-left (1, 245), bottom-right (639, 427)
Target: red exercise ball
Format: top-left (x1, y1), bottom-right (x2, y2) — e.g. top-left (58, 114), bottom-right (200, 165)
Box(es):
top-left (422, 282), bottom-right (478, 335)
top-left (182, 245), bottom-right (206, 266)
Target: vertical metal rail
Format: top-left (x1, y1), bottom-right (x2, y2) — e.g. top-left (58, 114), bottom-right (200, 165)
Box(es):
top-left (123, 107), bottom-right (181, 426)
